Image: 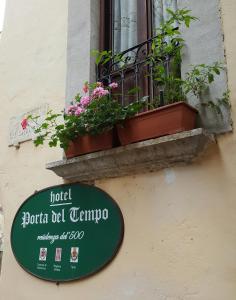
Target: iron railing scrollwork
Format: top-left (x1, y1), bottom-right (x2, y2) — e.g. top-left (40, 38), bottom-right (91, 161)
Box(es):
top-left (97, 36), bottom-right (174, 107)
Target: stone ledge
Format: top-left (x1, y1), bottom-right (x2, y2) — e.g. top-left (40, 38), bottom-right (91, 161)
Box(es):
top-left (46, 128), bottom-right (215, 182)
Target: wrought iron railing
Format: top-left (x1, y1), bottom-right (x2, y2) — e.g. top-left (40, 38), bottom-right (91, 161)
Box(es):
top-left (96, 36), bottom-right (174, 107)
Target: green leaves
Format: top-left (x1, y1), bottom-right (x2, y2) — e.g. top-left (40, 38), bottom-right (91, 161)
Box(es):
top-left (29, 91), bottom-right (148, 150)
top-left (208, 73), bottom-right (214, 83)
top-left (34, 136), bottom-right (45, 147)
top-left (41, 123), bottom-right (49, 130)
top-left (48, 138), bottom-right (58, 147)
top-left (91, 49), bottom-right (113, 66)
top-left (200, 90), bottom-right (230, 117)
top-left (149, 8), bottom-right (198, 66)
top-left (127, 86), bottom-right (141, 95)
top-left (216, 89), bottom-right (231, 109)
top-left (183, 62), bottom-right (224, 98)
top-left (166, 8), bottom-right (198, 27)
top-left (55, 124), bottom-right (65, 131)
top-left (75, 93), bottom-right (82, 103)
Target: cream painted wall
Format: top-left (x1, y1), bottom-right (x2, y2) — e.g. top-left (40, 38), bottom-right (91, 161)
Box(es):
top-left (0, 0), bottom-right (67, 298)
top-left (0, 209), bottom-right (3, 251)
top-left (0, 0), bottom-right (236, 300)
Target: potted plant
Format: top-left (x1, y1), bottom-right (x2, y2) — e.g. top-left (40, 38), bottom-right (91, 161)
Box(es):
top-left (22, 82), bottom-right (146, 157)
top-left (116, 61), bottom-right (227, 145)
top-left (109, 9), bottom-right (229, 145)
top-left (23, 9), bottom-right (230, 153)
top-left (93, 8), bottom-right (199, 146)
top-left (116, 102), bottom-right (198, 146)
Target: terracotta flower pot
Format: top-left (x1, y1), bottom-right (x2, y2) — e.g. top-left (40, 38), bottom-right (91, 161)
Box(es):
top-left (116, 101), bottom-right (198, 146)
top-left (65, 130), bottom-right (114, 158)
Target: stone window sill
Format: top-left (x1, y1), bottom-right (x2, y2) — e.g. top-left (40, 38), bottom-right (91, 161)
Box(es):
top-left (46, 128), bottom-right (215, 183)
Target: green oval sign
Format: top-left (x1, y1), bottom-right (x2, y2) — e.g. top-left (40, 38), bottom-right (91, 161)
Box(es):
top-left (11, 183), bottom-right (124, 282)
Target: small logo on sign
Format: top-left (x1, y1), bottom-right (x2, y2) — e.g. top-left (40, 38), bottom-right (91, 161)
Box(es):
top-left (55, 248), bottom-right (62, 262)
top-left (70, 247), bottom-right (79, 263)
top-left (39, 248), bottom-right (47, 261)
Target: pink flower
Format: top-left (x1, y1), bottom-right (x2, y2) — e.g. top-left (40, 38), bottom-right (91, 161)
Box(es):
top-left (66, 105), bottom-right (77, 115)
top-left (21, 118), bottom-right (28, 130)
top-left (75, 107), bottom-right (85, 116)
top-left (92, 87), bottom-right (109, 98)
top-left (109, 82), bottom-right (118, 89)
top-left (80, 96), bottom-right (91, 107)
top-left (83, 82), bottom-right (89, 93)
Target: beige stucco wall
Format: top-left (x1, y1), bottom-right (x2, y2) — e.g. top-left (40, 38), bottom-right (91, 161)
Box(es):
top-left (0, 0), bottom-right (236, 300)
top-left (0, 0), bottom-right (67, 297)
top-left (0, 209), bottom-right (3, 252)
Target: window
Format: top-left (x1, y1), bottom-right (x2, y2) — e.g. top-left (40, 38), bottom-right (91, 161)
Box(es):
top-left (96, 0), bottom-right (231, 133)
top-left (100, 0), bottom-right (177, 53)
top-left (100, 0), bottom-right (150, 53)
top-left (99, 0), bottom-right (178, 105)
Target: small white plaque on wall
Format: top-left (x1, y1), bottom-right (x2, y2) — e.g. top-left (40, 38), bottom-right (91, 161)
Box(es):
top-left (9, 104), bottom-right (48, 146)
